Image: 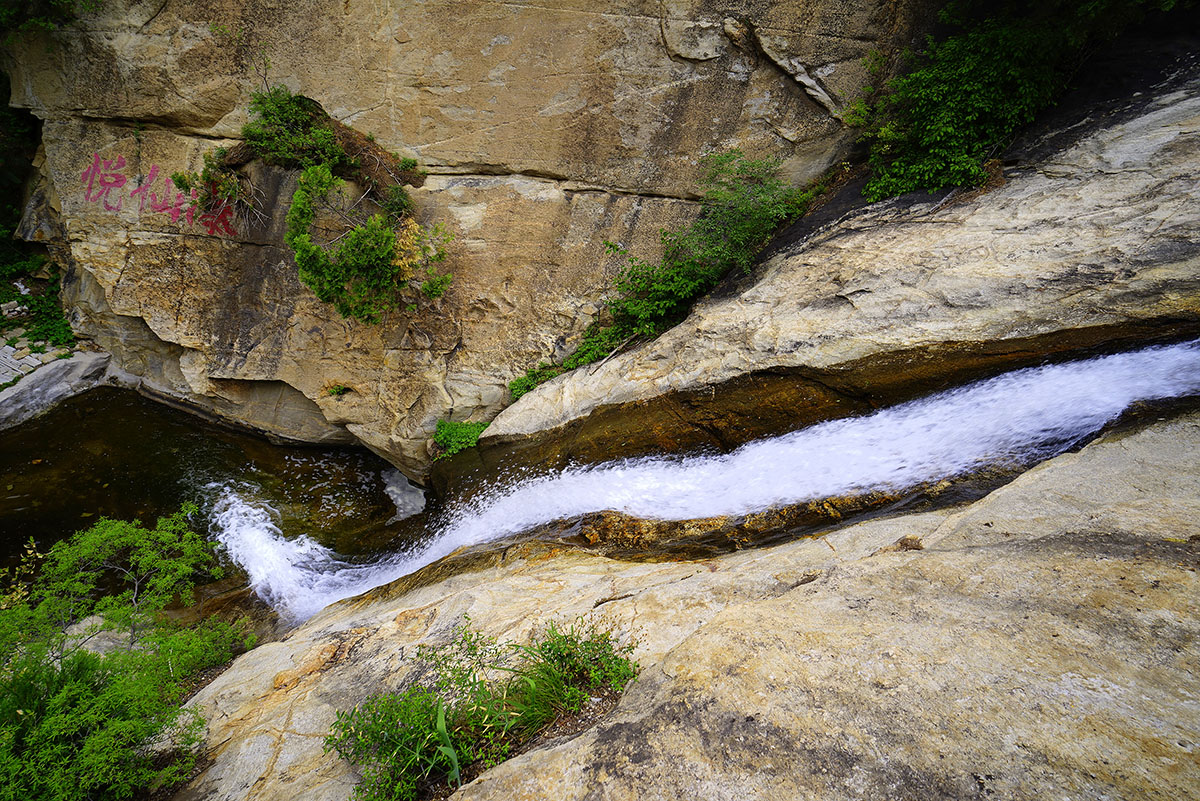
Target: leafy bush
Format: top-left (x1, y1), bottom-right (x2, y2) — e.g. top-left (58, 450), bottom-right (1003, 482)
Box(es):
top-left (508, 362), bottom-right (566, 402)
top-left (170, 148), bottom-right (243, 212)
top-left (242, 85), bottom-right (345, 170)
top-left (508, 150), bottom-right (821, 399)
top-left (432, 419), bottom-right (489, 459)
top-left (607, 150), bottom-right (817, 338)
top-left (0, 505), bottom-right (253, 801)
top-left (326, 619), bottom-right (638, 801)
top-left (0, 83), bottom-right (75, 351)
top-left (380, 185), bottom-right (413, 219)
top-left (0, 229), bottom-right (76, 349)
top-left (850, 0), bottom-right (1191, 201)
top-left (285, 165), bottom-right (453, 324)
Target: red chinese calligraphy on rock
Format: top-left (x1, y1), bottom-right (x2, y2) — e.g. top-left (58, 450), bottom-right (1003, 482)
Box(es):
top-left (83, 154), bottom-right (238, 238)
top-left (128, 165), bottom-right (165, 212)
top-left (198, 203), bottom-right (237, 237)
top-left (81, 153), bottom-right (128, 211)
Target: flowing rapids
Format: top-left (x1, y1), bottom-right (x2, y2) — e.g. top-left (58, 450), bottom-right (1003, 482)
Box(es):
top-left (210, 339), bottom-right (1200, 624)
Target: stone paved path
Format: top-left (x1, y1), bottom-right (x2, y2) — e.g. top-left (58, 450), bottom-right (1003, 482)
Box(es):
top-left (0, 343), bottom-right (44, 385)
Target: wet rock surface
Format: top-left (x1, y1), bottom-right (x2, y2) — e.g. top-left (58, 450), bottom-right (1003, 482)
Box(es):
top-left (179, 409), bottom-right (1200, 801)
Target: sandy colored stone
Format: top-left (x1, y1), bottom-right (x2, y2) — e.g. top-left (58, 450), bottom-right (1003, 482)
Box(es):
top-left (180, 410), bottom-right (1200, 800)
top-left (483, 61), bottom-right (1200, 467)
top-left (1, 0), bottom-right (934, 478)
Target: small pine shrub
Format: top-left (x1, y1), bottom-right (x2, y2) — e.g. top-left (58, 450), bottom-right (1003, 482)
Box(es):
top-left (286, 165), bottom-right (453, 324)
top-left (242, 85), bottom-right (345, 170)
top-left (170, 148), bottom-right (244, 211)
top-left (432, 419), bottom-right (489, 459)
top-left (381, 184), bottom-right (414, 219)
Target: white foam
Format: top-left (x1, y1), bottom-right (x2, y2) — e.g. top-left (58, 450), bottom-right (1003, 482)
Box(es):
top-left (210, 339), bottom-right (1200, 624)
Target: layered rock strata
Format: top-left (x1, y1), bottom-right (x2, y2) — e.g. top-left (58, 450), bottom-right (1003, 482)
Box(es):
top-left (478, 55), bottom-right (1200, 475)
top-left (2, 0), bottom-right (932, 478)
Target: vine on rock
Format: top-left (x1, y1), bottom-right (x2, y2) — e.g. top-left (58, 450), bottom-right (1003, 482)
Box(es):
top-left (285, 163), bottom-right (452, 324)
top-left (182, 84), bottom-right (449, 325)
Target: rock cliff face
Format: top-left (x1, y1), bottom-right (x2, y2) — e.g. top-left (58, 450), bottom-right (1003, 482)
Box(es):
top-left (179, 407), bottom-right (1200, 801)
top-left (479, 53), bottom-right (1200, 473)
top-left (3, 0), bottom-right (932, 478)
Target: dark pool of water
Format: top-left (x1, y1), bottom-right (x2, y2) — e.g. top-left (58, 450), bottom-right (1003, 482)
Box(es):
top-left (0, 387), bottom-right (423, 568)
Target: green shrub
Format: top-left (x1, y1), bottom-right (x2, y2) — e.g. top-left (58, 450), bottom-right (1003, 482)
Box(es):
top-left (170, 148), bottom-right (243, 211)
top-left (242, 85), bottom-right (345, 170)
top-left (0, 86), bottom-right (76, 350)
top-left (0, 279), bottom-right (75, 347)
top-left (0, 0), bottom-right (100, 40)
top-left (850, 0), bottom-right (1190, 201)
top-left (285, 165), bottom-right (453, 324)
top-left (432, 419), bottom-right (489, 459)
top-left (607, 150), bottom-right (817, 338)
top-left (419, 268), bottom-right (452, 299)
top-left (326, 619), bottom-right (638, 801)
top-left (380, 184), bottom-right (413, 219)
top-left (0, 505), bottom-right (253, 801)
top-left (507, 150), bottom-right (821, 399)
top-left (508, 362), bottom-right (566, 402)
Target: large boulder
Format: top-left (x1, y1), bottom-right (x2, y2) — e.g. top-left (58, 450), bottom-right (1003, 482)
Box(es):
top-left (1, 0), bottom-right (935, 478)
top-left (178, 406), bottom-right (1200, 801)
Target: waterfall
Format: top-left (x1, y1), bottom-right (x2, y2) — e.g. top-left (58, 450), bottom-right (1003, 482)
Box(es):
top-left (209, 339), bottom-right (1200, 624)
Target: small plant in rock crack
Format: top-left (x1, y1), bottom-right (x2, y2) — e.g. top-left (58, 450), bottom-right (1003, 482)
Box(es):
top-left (431, 419), bottom-right (489, 460)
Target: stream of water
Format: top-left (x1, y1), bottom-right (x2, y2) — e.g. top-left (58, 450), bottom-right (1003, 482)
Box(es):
top-left (208, 339), bottom-right (1200, 624)
top-left (0, 387), bottom-right (428, 568)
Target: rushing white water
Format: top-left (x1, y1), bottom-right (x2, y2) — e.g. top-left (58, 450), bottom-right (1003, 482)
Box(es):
top-left (210, 339), bottom-right (1200, 624)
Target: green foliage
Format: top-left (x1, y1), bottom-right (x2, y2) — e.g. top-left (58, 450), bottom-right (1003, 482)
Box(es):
top-left (508, 150), bottom-right (820, 399)
top-left (850, 0), bottom-right (1191, 201)
top-left (0, 506), bottom-right (252, 801)
top-left (608, 150), bottom-right (815, 338)
top-left (0, 75), bottom-right (76, 351)
top-left (0, 264), bottom-right (77, 348)
top-left (0, 206), bottom-right (76, 349)
top-left (326, 384), bottom-right (350, 396)
top-left (396, 157), bottom-right (419, 172)
top-left (416, 222), bottom-right (454, 299)
top-left (285, 165), bottom-right (454, 324)
top-left (0, 539), bottom-right (41, 610)
top-left (432, 419), bottom-right (489, 459)
top-left (508, 362), bottom-right (565, 402)
top-left (0, 0), bottom-right (100, 40)
top-left (326, 619), bottom-right (638, 801)
top-left (380, 184), bottom-right (413, 219)
top-left (170, 148), bottom-right (243, 211)
top-left (242, 85), bottom-right (345, 170)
